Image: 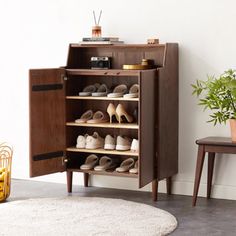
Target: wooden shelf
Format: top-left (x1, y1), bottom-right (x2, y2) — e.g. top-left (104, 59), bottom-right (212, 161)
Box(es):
top-left (66, 122), bottom-right (139, 129)
top-left (66, 147), bottom-right (139, 156)
top-left (66, 96), bottom-right (139, 101)
top-left (67, 168), bottom-right (138, 178)
top-left (66, 69), bottom-right (142, 77)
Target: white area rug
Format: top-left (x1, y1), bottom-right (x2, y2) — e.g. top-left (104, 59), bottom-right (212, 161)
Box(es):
top-left (0, 197), bottom-right (177, 236)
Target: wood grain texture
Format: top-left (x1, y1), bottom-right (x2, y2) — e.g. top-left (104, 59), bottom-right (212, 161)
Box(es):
top-left (156, 43), bottom-right (179, 180)
top-left (29, 68), bottom-right (66, 177)
top-left (139, 70), bottom-right (156, 188)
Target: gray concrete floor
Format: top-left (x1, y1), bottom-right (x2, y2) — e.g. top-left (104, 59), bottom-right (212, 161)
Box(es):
top-left (8, 179), bottom-right (236, 236)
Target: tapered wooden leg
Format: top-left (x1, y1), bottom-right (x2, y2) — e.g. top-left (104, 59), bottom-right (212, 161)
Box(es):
top-left (166, 176), bottom-right (172, 195)
top-left (192, 145), bottom-right (205, 206)
top-left (84, 173), bottom-right (89, 187)
top-left (67, 171), bottom-right (73, 193)
top-left (152, 179), bottom-right (158, 201)
top-left (207, 152), bottom-right (215, 199)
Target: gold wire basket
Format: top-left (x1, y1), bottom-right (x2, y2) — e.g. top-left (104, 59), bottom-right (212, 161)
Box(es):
top-left (0, 143), bottom-right (13, 202)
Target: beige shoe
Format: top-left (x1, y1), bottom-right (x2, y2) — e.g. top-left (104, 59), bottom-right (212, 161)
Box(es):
top-left (94, 156), bottom-right (117, 171)
top-left (87, 111), bottom-right (109, 124)
top-left (116, 104), bottom-right (133, 123)
top-left (129, 160), bottom-right (138, 174)
top-left (85, 132), bottom-right (104, 149)
top-left (104, 135), bottom-right (115, 150)
top-left (130, 139), bottom-right (139, 152)
top-left (116, 158), bottom-right (135, 172)
top-left (80, 154), bottom-right (99, 170)
top-left (107, 103), bottom-right (119, 123)
top-left (76, 134), bottom-right (88, 148)
top-left (116, 136), bottom-right (131, 151)
top-left (75, 110), bottom-right (93, 123)
top-left (107, 84), bottom-right (128, 98)
top-left (123, 84), bottom-right (139, 98)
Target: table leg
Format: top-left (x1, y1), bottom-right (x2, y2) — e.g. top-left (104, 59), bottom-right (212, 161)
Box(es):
top-left (152, 179), bottom-right (158, 201)
top-left (192, 145), bottom-right (205, 206)
top-left (166, 176), bottom-right (172, 195)
top-left (207, 152), bottom-right (215, 199)
top-left (67, 171), bottom-right (73, 193)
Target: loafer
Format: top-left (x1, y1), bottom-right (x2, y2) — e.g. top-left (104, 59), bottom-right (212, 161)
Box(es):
top-left (94, 156), bottom-right (117, 171)
top-left (116, 158), bottom-right (135, 172)
top-left (107, 84), bottom-right (127, 98)
top-left (80, 154), bottom-right (99, 170)
top-left (75, 110), bottom-right (93, 123)
top-left (87, 111), bottom-right (109, 124)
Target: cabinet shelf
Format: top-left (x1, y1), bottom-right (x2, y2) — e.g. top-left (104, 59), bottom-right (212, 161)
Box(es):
top-left (67, 168), bottom-right (138, 178)
top-left (66, 96), bottom-right (139, 102)
top-left (66, 122), bottom-right (139, 129)
top-left (66, 147), bottom-right (139, 156)
top-left (66, 69), bottom-right (142, 77)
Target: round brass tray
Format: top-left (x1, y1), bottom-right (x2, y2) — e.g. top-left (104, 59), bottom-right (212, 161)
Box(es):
top-left (122, 64), bottom-right (152, 70)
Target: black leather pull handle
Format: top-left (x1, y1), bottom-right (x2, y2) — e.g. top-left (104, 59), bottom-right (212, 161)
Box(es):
top-left (32, 83), bottom-right (63, 92)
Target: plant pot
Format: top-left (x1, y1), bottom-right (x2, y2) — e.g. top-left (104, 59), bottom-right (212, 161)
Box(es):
top-left (229, 119), bottom-right (236, 142)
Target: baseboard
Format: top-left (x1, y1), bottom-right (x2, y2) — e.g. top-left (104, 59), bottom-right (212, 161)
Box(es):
top-left (16, 174), bottom-right (236, 200)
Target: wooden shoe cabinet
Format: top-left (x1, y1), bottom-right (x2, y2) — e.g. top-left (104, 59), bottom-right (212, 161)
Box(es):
top-left (29, 43), bottom-right (178, 201)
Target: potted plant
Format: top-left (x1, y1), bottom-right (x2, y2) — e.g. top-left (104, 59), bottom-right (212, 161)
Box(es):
top-left (192, 69), bottom-right (236, 141)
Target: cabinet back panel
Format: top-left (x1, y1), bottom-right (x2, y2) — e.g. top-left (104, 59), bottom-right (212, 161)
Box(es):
top-left (66, 45), bottom-right (166, 69)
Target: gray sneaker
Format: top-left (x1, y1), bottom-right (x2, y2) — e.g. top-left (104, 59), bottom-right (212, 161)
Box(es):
top-left (104, 135), bottom-right (115, 150)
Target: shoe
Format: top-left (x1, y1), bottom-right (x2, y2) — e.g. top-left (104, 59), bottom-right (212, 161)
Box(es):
top-left (129, 160), bottom-right (138, 174)
top-left (87, 111), bottom-right (109, 124)
top-left (116, 136), bottom-right (131, 151)
top-left (85, 132), bottom-right (104, 149)
top-left (76, 134), bottom-right (88, 148)
top-left (79, 84), bottom-right (99, 96)
top-left (123, 84), bottom-right (139, 98)
top-left (94, 156), bottom-right (117, 171)
top-left (116, 158), bottom-right (135, 173)
top-left (80, 154), bottom-right (99, 170)
top-left (107, 84), bottom-right (127, 98)
top-left (104, 135), bottom-right (115, 150)
top-left (131, 139), bottom-right (139, 152)
top-left (107, 103), bottom-right (119, 123)
top-left (92, 84), bottom-right (109, 97)
top-left (116, 104), bottom-right (133, 123)
top-left (75, 110), bottom-right (93, 123)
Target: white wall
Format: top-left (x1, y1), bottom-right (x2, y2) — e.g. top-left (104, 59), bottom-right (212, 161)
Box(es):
top-left (1, 0), bottom-right (236, 200)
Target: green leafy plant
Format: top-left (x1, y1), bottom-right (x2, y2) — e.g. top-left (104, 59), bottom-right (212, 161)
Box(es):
top-left (192, 69), bottom-right (236, 125)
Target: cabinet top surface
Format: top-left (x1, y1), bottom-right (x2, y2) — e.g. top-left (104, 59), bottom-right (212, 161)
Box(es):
top-left (70, 43), bottom-right (172, 48)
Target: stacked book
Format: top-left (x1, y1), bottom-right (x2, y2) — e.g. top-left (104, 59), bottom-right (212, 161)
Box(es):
top-left (80, 37), bottom-right (124, 45)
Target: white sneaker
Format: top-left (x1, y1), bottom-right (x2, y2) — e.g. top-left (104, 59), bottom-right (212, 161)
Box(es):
top-left (131, 139), bottom-right (139, 152)
top-left (76, 134), bottom-right (88, 148)
top-left (116, 136), bottom-right (131, 151)
top-left (104, 135), bottom-right (116, 150)
top-left (85, 132), bottom-right (104, 149)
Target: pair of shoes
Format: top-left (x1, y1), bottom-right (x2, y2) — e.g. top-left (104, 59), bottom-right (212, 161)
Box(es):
top-left (80, 155), bottom-right (117, 171)
top-left (107, 84), bottom-right (139, 98)
top-left (76, 132), bottom-right (104, 149)
top-left (116, 158), bottom-right (138, 174)
top-left (75, 110), bottom-right (109, 124)
top-left (79, 83), bottom-right (109, 97)
top-left (104, 135), bottom-right (131, 151)
top-left (107, 103), bottom-right (133, 123)
top-left (104, 135), bottom-right (139, 152)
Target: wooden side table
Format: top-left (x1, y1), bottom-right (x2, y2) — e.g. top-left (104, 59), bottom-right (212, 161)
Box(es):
top-left (192, 136), bottom-right (235, 206)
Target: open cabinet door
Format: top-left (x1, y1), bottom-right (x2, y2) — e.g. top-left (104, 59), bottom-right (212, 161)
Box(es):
top-left (139, 69), bottom-right (156, 188)
top-left (29, 68), bottom-right (66, 177)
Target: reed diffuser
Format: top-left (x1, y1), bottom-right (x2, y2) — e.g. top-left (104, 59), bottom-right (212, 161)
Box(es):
top-left (92, 10), bottom-right (102, 38)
